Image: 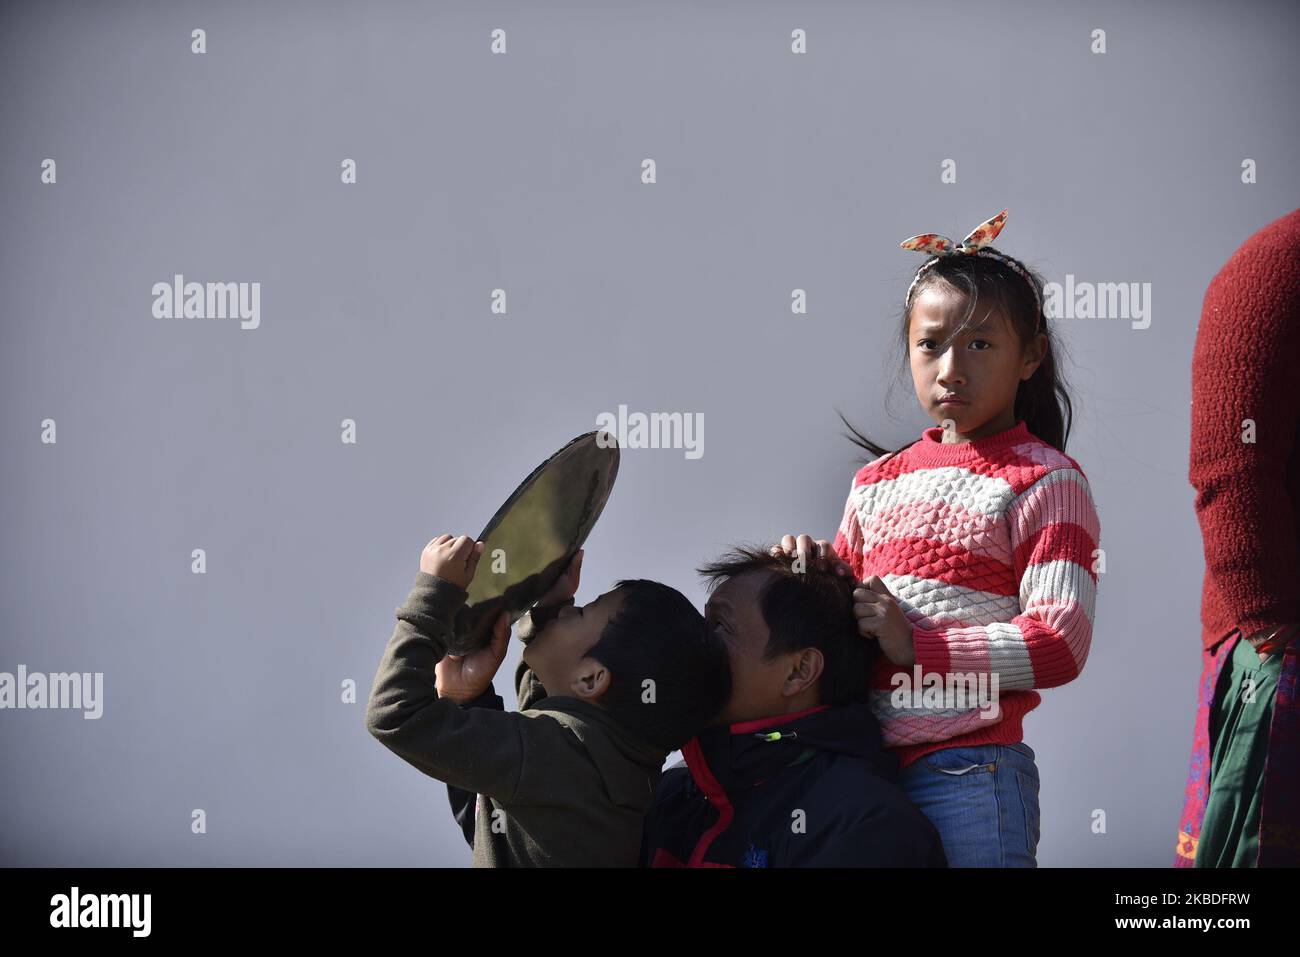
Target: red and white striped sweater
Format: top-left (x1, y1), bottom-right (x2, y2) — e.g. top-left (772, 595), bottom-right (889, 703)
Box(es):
top-left (832, 419), bottom-right (1101, 770)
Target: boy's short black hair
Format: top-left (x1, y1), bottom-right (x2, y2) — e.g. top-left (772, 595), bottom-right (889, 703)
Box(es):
top-left (584, 580), bottom-right (731, 753)
top-left (696, 545), bottom-right (878, 705)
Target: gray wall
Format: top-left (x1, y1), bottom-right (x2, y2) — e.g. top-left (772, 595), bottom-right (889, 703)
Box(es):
top-left (2, 0), bottom-right (1297, 866)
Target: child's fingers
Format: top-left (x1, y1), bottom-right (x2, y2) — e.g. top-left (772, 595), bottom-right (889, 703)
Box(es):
top-left (859, 575), bottom-right (891, 595)
top-left (822, 546), bottom-right (852, 576)
top-left (777, 535), bottom-right (843, 572)
top-left (446, 534), bottom-right (475, 567)
top-left (490, 611), bottom-right (512, 657)
top-left (558, 549), bottom-right (578, 578)
top-left (434, 654), bottom-right (461, 683)
top-left (464, 540), bottom-right (486, 577)
top-left (811, 539), bottom-right (851, 576)
top-left (424, 534), bottom-right (453, 556)
top-left (853, 598), bottom-right (883, 620)
top-left (570, 548), bottom-right (584, 574)
top-left (853, 591), bottom-right (883, 635)
top-left (795, 533), bottom-right (816, 559)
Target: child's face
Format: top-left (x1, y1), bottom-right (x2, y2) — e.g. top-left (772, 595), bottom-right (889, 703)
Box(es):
top-left (522, 588), bottom-right (627, 702)
top-left (907, 285), bottom-right (1046, 439)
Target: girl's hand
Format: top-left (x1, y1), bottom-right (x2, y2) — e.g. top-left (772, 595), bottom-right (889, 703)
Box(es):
top-left (853, 576), bottom-right (915, 666)
top-left (436, 609), bottom-right (511, 703)
top-left (420, 534), bottom-right (484, 590)
top-left (772, 534), bottom-right (854, 578)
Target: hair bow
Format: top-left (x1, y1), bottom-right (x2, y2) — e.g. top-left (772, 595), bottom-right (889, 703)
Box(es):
top-left (898, 208), bottom-right (1042, 317)
top-left (899, 208), bottom-right (1008, 257)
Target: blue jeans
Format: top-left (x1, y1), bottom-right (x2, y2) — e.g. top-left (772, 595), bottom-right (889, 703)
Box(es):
top-left (897, 742), bottom-right (1041, 867)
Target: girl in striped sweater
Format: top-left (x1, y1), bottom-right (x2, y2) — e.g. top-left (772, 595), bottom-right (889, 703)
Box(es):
top-left (786, 210), bottom-right (1101, 866)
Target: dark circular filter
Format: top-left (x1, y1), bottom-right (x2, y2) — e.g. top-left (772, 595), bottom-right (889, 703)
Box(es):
top-left (448, 431), bottom-right (620, 654)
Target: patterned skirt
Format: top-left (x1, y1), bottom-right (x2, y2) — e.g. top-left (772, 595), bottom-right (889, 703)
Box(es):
top-left (1176, 630), bottom-right (1300, 866)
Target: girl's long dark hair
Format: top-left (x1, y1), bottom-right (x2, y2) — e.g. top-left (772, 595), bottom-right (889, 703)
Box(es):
top-left (839, 248), bottom-right (1074, 460)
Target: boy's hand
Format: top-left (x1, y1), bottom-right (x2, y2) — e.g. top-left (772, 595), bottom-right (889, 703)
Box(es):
top-left (537, 549), bottom-right (583, 607)
top-left (854, 575), bottom-right (916, 666)
top-left (420, 534), bottom-right (485, 590)
top-left (436, 609), bottom-right (511, 704)
top-left (772, 534), bottom-right (853, 578)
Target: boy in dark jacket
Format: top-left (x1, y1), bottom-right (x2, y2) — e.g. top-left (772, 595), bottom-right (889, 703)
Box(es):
top-left (366, 535), bottom-right (730, 867)
top-left (641, 545), bottom-right (947, 867)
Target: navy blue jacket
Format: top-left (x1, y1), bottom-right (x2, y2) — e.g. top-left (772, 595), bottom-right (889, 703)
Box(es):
top-left (640, 702), bottom-right (948, 867)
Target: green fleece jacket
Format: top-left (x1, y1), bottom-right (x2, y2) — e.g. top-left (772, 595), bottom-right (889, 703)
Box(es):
top-left (365, 571), bottom-right (667, 867)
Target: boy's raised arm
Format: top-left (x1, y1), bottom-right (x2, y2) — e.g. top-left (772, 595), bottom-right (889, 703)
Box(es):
top-left (443, 684), bottom-right (506, 847)
top-left (367, 537), bottom-right (603, 810)
top-left (365, 566), bottom-right (531, 801)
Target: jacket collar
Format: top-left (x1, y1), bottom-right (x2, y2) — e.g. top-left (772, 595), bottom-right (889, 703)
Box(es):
top-left (681, 701), bottom-right (895, 801)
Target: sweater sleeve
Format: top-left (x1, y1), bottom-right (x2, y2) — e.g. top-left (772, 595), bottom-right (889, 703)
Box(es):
top-left (1190, 220), bottom-right (1300, 642)
top-left (444, 686), bottom-right (506, 848)
top-left (910, 467), bottom-right (1101, 691)
top-left (365, 571), bottom-right (541, 801)
top-left (833, 471), bottom-right (867, 579)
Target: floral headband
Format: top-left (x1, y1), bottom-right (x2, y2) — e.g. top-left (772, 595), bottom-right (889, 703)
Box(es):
top-left (900, 208), bottom-right (1043, 320)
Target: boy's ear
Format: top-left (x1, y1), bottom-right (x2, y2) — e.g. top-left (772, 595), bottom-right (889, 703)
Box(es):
top-left (571, 659), bottom-right (611, 701)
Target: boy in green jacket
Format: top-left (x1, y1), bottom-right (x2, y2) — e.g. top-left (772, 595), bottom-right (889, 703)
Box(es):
top-left (366, 534), bottom-right (731, 867)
